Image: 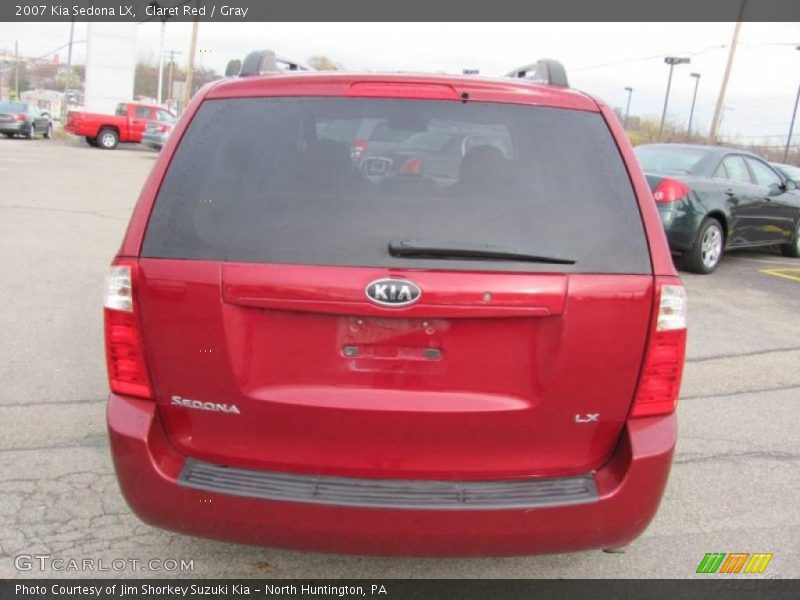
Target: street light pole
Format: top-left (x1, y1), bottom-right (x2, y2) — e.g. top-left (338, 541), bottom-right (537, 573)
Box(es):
top-left (660, 56), bottom-right (690, 141)
top-left (783, 46), bottom-right (800, 163)
top-left (623, 86), bottom-right (633, 129)
top-left (686, 72), bottom-right (701, 142)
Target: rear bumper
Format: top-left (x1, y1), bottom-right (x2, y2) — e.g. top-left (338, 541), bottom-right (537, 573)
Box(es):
top-left (657, 200), bottom-right (703, 251)
top-left (141, 132), bottom-right (168, 149)
top-left (0, 121), bottom-right (26, 133)
top-left (108, 393), bottom-right (676, 556)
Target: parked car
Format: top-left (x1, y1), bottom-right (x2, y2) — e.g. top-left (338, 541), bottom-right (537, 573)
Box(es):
top-left (141, 115), bottom-right (177, 151)
top-left (65, 102), bottom-right (175, 149)
top-left (635, 143), bottom-right (800, 273)
top-left (771, 162), bottom-right (800, 187)
top-left (104, 54), bottom-right (686, 556)
top-left (0, 101), bottom-right (53, 139)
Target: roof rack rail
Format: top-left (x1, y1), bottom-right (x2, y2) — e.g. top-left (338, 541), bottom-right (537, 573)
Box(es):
top-left (506, 59), bottom-right (569, 88)
top-left (239, 50), bottom-right (309, 76)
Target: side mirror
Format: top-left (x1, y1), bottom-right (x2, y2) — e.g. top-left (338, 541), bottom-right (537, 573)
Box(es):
top-left (783, 179), bottom-right (797, 191)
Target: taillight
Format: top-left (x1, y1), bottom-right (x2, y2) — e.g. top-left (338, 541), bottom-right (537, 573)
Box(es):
top-left (653, 178), bottom-right (690, 203)
top-left (630, 279), bottom-right (687, 418)
top-left (156, 125), bottom-right (171, 133)
top-left (351, 139), bottom-right (368, 160)
top-left (14, 113), bottom-right (26, 121)
top-left (400, 156), bottom-right (422, 174)
top-left (103, 261), bottom-right (152, 399)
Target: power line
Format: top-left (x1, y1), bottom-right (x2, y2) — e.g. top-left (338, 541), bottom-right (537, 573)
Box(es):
top-left (572, 44), bottom-right (727, 72)
top-left (0, 39), bottom-right (87, 76)
top-left (738, 41), bottom-right (800, 48)
top-left (571, 40), bottom-right (797, 73)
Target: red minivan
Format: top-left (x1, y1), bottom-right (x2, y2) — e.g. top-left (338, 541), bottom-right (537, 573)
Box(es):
top-left (104, 56), bottom-right (686, 556)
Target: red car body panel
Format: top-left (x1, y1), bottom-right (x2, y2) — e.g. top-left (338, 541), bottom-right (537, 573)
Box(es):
top-left (107, 72), bottom-right (683, 555)
top-left (136, 258), bottom-right (653, 478)
top-left (66, 102), bottom-right (167, 144)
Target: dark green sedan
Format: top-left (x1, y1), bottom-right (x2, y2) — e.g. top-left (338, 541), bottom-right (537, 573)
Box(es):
top-left (634, 144), bottom-right (800, 273)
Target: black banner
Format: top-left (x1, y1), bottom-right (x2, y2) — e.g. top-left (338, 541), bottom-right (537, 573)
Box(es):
top-left (3, 580), bottom-right (800, 600)
top-left (3, 0), bottom-right (800, 22)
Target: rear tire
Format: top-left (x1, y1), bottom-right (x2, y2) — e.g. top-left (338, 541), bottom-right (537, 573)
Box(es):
top-left (44, 123), bottom-right (53, 139)
top-left (683, 217), bottom-right (724, 274)
top-left (86, 137), bottom-right (98, 147)
top-left (3, 133), bottom-right (14, 138)
top-left (25, 124), bottom-right (35, 140)
top-left (98, 127), bottom-right (118, 150)
top-left (781, 219), bottom-right (800, 258)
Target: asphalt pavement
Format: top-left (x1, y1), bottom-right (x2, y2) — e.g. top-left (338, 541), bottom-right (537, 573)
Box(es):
top-left (0, 137), bottom-right (798, 578)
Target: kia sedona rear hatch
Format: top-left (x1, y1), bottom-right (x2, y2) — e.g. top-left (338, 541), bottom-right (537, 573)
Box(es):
top-left (135, 97), bottom-right (653, 479)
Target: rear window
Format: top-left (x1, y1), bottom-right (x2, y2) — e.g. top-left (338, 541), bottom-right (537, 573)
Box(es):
top-left (0, 102), bottom-right (27, 112)
top-left (635, 145), bottom-right (708, 174)
top-left (143, 98), bottom-right (650, 274)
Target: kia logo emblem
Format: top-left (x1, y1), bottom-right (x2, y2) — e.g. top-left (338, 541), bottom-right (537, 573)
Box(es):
top-left (365, 278), bottom-right (421, 307)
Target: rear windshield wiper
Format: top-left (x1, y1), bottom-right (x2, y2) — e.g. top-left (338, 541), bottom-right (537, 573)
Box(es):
top-left (388, 239), bottom-right (576, 265)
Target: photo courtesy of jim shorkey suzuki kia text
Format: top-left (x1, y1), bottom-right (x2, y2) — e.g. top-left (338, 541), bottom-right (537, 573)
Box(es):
top-left (14, 584), bottom-right (388, 596)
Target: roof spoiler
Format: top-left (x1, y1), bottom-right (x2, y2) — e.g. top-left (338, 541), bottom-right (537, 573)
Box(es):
top-left (239, 50), bottom-right (309, 76)
top-left (506, 59), bottom-right (569, 88)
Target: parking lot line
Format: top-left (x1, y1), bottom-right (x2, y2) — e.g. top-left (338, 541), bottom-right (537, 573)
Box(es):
top-left (759, 268), bottom-right (800, 283)
top-left (733, 257), bottom-right (795, 265)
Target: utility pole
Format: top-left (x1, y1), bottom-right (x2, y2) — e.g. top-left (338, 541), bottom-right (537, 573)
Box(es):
top-left (686, 73), bottom-right (701, 142)
top-left (709, 0), bottom-right (747, 143)
top-left (182, 0), bottom-right (199, 112)
top-left (623, 86), bottom-right (633, 129)
top-left (659, 57), bottom-right (690, 141)
top-left (64, 17), bottom-right (75, 92)
top-left (164, 49), bottom-right (181, 106)
top-left (14, 40), bottom-right (19, 100)
top-left (783, 46), bottom-right (800, 163)
top-left (156, 20), bottom-right (166, 104)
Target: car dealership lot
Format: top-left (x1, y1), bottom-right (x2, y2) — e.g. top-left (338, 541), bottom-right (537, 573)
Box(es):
top-left (0, 138), bottom-right (798, 578)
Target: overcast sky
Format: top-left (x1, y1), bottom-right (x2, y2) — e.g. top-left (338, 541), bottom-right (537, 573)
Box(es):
top-left (1, 21), bottom-right (798, 143)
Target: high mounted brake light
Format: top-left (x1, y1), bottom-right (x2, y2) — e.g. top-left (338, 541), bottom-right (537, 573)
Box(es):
top-left (630, 279), bottom-right (687, 418)
top-left (506, 59), bottom-right (569, 88)
top-left (345, 82), bottom-right (460, 100)
top-left (104, 260), bottom-right (152, 399)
